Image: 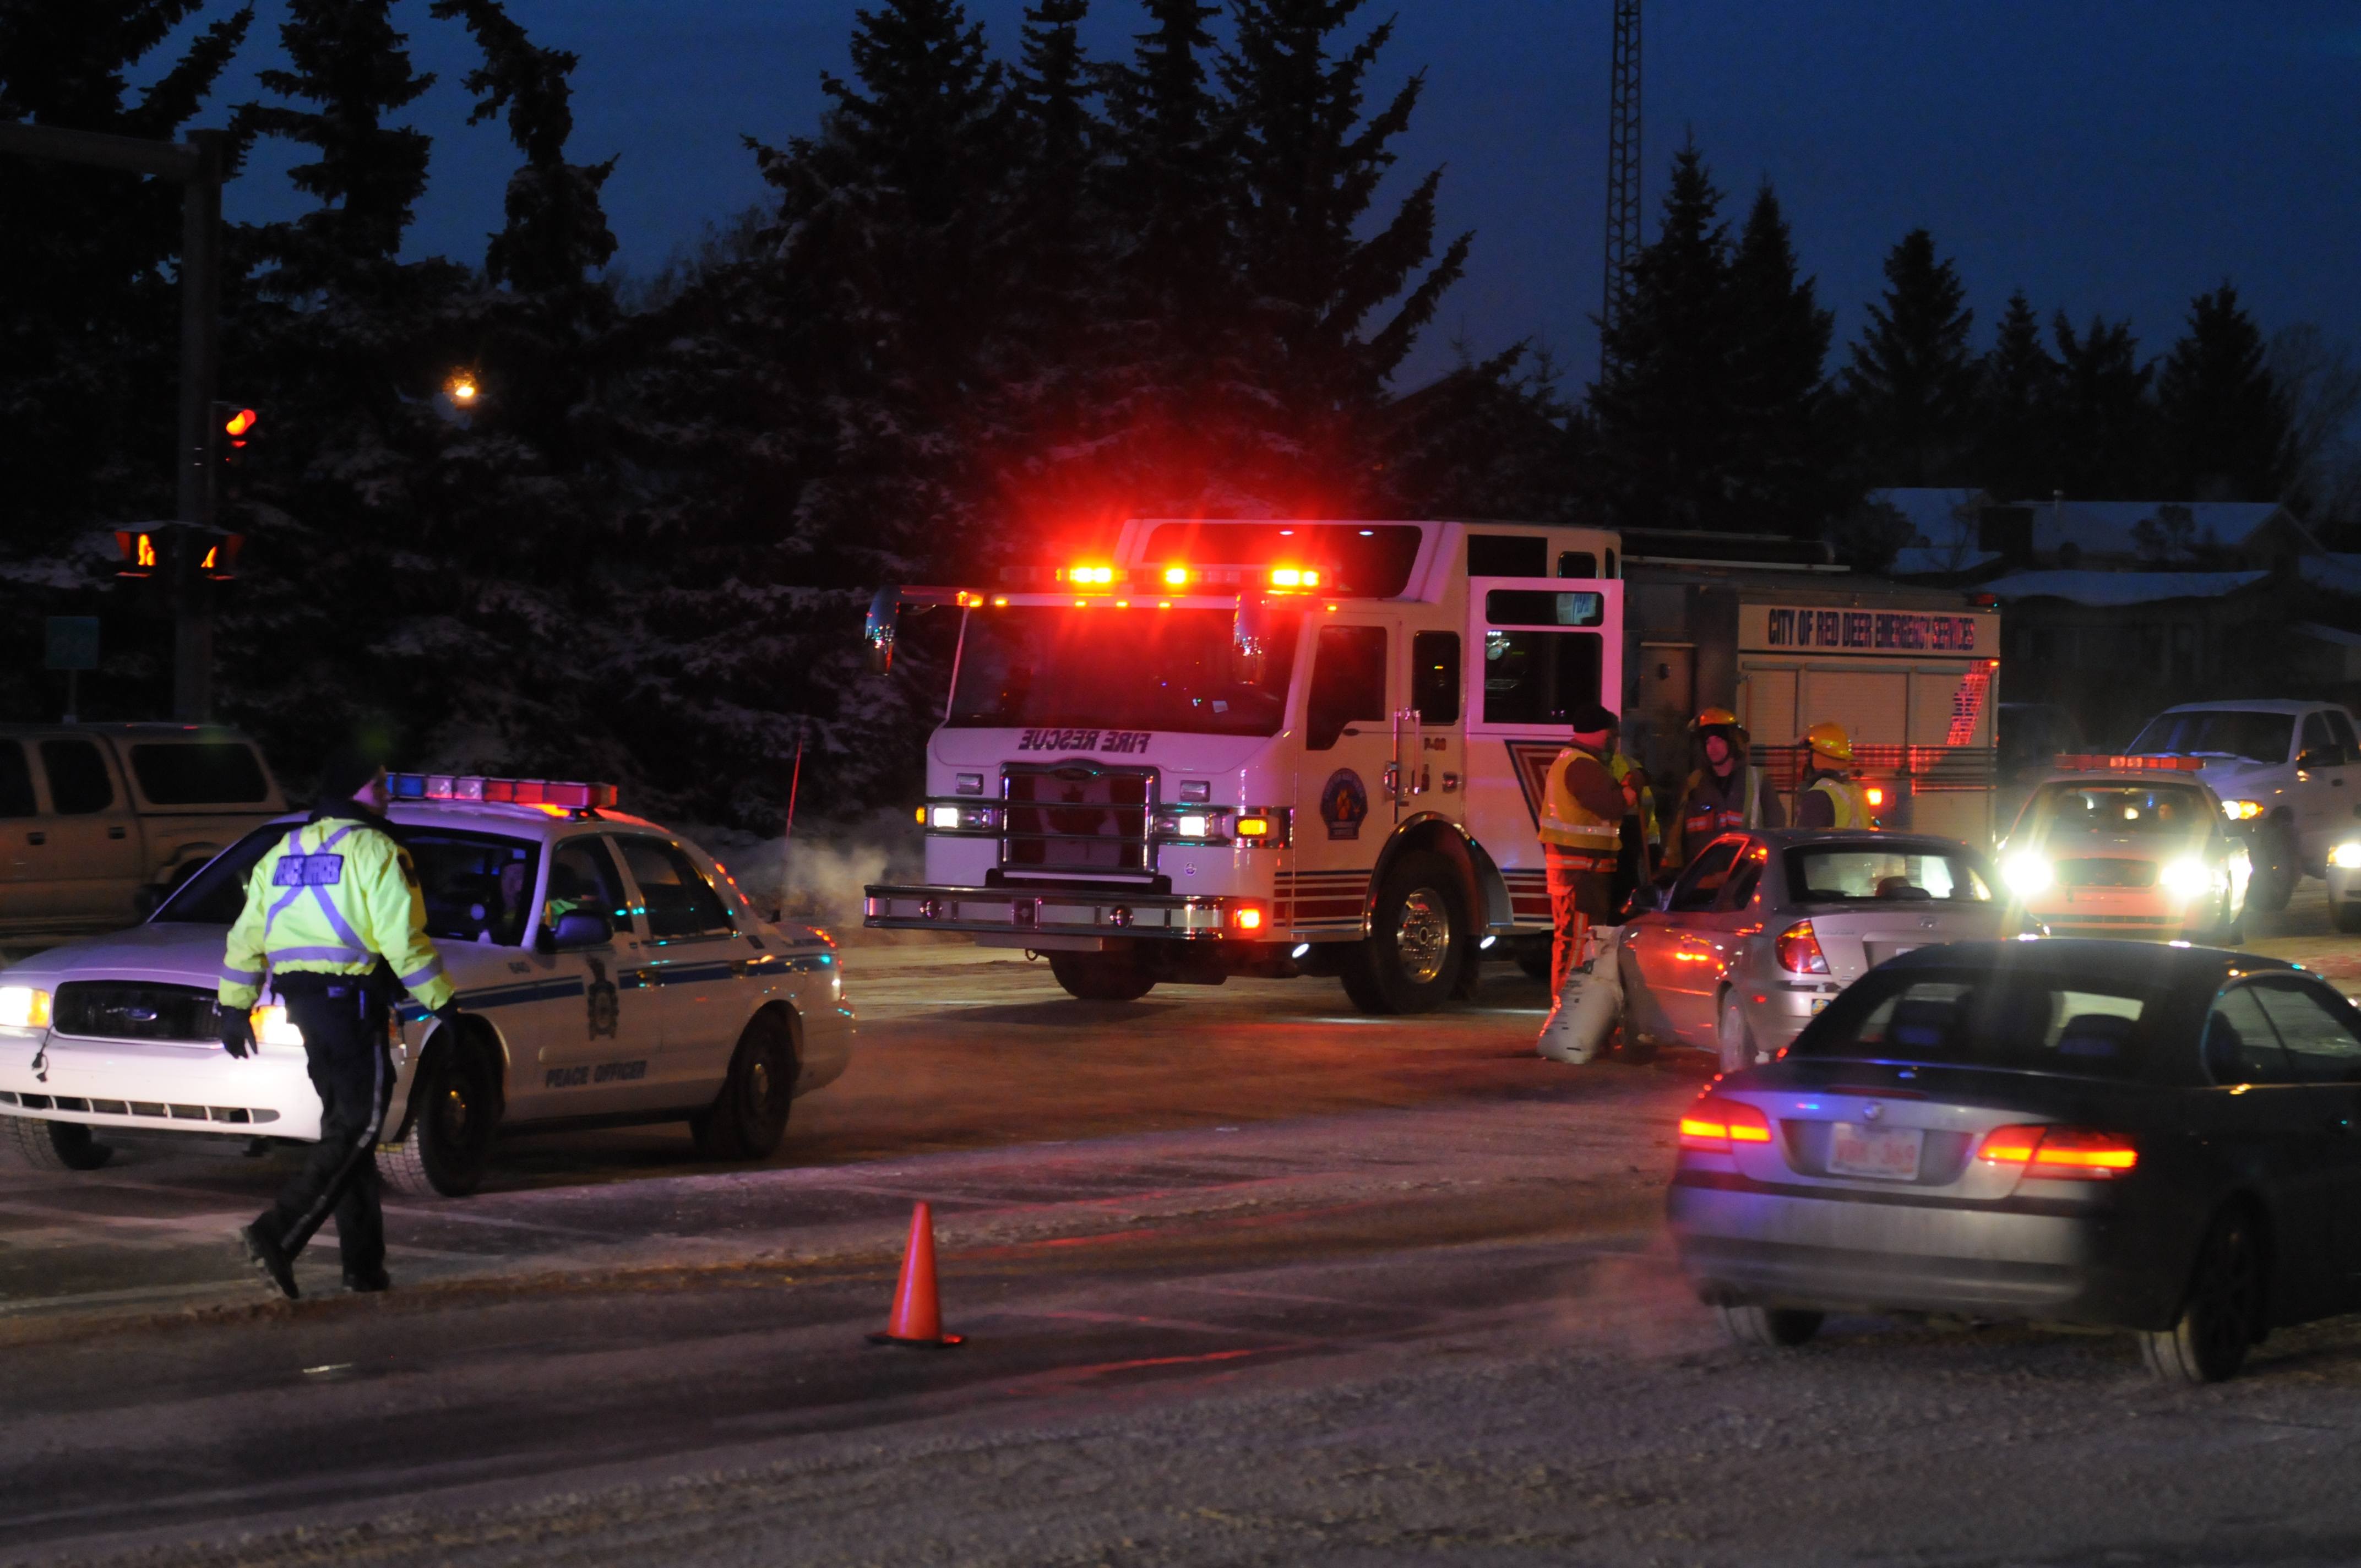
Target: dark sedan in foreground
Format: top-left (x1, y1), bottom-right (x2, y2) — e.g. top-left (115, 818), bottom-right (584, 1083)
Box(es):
top-left (1669, 939), bottom-right (2361, 1382)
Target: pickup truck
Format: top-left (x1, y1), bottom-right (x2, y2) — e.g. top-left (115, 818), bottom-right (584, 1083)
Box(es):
top-left (2123, 700), bottom-right (2359, 911)
top-left (0, 723), bottom-right (286, 941)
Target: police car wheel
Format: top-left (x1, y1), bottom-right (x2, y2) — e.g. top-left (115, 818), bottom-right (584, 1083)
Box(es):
top-left (382, 1035), bottom-right (499, 1198)
top-left (694, 1010), bottom-right (797, 1161)
top-left (1047, 952), bottom-right (1157, 1003)
top-left (1340, 852), bottom-right (1468, 1016)
top-left (1, 1117), bottom-right (112, 1172)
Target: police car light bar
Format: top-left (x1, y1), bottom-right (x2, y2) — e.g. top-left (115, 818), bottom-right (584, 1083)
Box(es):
top-left (388, 773), bottom-right (619, 809)
top-left (2053, 755), bottom-right (2206, 773)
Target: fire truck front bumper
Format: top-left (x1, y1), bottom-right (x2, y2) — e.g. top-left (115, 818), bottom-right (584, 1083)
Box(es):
top-left (863, 884), bottom-right (1270, 945)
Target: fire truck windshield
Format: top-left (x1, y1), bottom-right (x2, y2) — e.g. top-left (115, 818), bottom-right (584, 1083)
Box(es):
top-left (948, 607), bottom-right (1299, 736)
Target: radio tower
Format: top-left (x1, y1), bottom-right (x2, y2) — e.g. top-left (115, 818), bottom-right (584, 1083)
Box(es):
top-left (1600, 0), bottom-right (1642, 377)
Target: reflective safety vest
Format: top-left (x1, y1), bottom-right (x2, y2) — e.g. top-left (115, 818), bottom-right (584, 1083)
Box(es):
top-left (1806, 775), bottom-right (1873, 830)
top-left (1541, 745), bottom-right (1624, 867)
top-left (1609, 751), bottom-right (1661, 850)
top-left (217, 814), bottom-right (456, 1013)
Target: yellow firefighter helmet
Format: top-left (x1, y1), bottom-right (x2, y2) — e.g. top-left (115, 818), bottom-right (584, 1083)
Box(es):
top-left (1805, 721), bottom-right (1854, 764)
top-left (1692, 706), bottom-right (1740, 729)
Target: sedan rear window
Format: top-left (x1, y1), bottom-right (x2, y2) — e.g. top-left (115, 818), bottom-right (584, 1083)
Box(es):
top-left (1792, 968), bottom-right (2159, 1079)
top-left (1785, 846), bottom-right (1991, 903)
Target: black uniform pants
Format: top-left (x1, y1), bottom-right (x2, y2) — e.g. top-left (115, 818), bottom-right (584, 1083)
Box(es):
top-left (252, 976), bottom-right (394, 1278)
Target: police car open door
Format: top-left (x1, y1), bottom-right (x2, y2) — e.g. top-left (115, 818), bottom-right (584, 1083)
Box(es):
top-left (1466, 578), bottom-right (1626, 930)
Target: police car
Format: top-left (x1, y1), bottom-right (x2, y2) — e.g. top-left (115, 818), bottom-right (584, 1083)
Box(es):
top-left (0, 775), bottom-right (854, 1196)
top-left (1995, 755), bottom-right (2251, 943)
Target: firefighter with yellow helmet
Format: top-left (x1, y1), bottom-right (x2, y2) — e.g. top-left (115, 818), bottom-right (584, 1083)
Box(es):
top-left (216, 745), bottom-right (462, 1298)
top-left (1795, 721), bottom-right (1877, 829)
top-left (1663, 707), bottom-right (1784, 868)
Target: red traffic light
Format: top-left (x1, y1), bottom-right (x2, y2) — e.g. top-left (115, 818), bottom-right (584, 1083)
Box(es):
top-left (223, 407), bottom-right (257, 447)
top-left (114, 531), bottom-right (157, 579)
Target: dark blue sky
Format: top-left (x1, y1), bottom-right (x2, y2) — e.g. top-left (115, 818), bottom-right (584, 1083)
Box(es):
top-left (184, 1), bottom-right (2361, 391)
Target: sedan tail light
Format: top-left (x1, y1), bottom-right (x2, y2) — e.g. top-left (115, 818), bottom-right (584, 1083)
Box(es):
top-left (1679, 1094), bottom-right (1774, 1151)
top-left (1775, 920), bottom-right (1830, 975)
top-left (1976, 1124), bottom-right (2137, 1179)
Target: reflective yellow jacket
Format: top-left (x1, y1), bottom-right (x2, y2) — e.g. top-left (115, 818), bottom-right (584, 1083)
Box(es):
top-left (1541, 744), bottom-right (1625, 858)
top-left (217, 813), bottom-right (455, 1012)
top-left (1803, 774), bottom-right (1874, 830)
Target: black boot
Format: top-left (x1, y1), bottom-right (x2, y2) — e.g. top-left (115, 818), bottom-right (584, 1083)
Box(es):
top-left (237, 1223), bottom-right (300, 1300)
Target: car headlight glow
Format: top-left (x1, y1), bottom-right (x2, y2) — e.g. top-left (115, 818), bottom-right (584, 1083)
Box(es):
top-left (0, 986), bottom-right (51, 1030)
top-left (928, 805), bottom-right (961, 830)
top-left (251, 1004), bottom-right (305, 1048)
top-left (2001, 851), bottom-right (2053, 896)
top-left (2160, 858), bottom-right (2212, 900)
top-left (2223, 799), bottom-right (2264, 821)
top-left (2332, 841), bottom-right (2361, 870)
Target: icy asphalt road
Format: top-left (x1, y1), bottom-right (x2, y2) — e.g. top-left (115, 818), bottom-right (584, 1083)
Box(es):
top-left (3, 896), bottom-right (2361, 1565)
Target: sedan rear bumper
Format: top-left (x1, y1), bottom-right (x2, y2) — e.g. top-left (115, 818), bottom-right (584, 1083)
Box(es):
top-left (1668, 1173), bottom-right (2174, 1328)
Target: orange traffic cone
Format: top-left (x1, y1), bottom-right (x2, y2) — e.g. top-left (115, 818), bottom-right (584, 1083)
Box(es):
top-left (867, 1201), bottom-right (965, 1348)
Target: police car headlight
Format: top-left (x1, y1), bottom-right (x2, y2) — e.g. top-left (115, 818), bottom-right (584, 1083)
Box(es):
top-left (2001, 851), bottom-right (2053, 897)
top-left (2333, 842), bottom-right (2361, 871)
top-left (251, 1005), bottom-right (305, 1048)
top-left (2160, 858), bottom-right (2212, 901)
top-left (0, 986), bottom-right (51, 1030)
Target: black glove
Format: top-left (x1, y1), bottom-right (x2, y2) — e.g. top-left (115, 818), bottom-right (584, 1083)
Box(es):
top-left (221, 1011), bottom-right (257, 1060)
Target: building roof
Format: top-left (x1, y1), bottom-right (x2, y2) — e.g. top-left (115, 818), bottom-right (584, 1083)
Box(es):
top-left (1981, 569), bottom-right (2270, 607)
top-left (2030, 500), bottom-right (2298, 561)
top-left (2300, 554), bottom-right (2361, 596)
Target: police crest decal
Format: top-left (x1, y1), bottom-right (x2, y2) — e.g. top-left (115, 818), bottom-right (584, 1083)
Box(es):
top-left (584, 957), bottom-right (620, 1039)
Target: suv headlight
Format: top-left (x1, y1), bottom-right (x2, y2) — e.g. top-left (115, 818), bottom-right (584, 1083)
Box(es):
top-left (0, 986), bottom-right (51, 1030)
top-left (2331, 842), bottom-right (2361, 870)
top-left (2223, 799), bottom-right (2264, 821)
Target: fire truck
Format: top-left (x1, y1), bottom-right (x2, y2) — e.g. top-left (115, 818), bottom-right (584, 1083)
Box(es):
top-left (861, 519), bottom-right (1624, 1012)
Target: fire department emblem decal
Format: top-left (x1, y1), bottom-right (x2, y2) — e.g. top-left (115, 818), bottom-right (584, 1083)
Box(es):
top-left (1319, 769), bottom-right (1369, 840)
top-left (584, 957), bottom-right (620, 1039)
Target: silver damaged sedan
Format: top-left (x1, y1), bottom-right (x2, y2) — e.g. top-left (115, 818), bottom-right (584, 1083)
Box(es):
top-left (1619, 831), bottom-right (2005, 1071)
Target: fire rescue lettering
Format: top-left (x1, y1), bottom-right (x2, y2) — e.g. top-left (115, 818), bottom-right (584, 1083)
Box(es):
top-left (1016, 729), bottom-right (1154, 754)
top-left (1764, 608), bottom-right (1977, 653)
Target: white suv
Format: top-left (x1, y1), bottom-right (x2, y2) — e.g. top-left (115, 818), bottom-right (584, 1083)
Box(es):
top-left (2123, 701), bottom-right (2359, 911)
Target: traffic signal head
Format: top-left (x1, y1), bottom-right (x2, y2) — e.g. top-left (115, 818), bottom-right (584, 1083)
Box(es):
top-left (198, 535), bottom-right (242, 581)
top-left (115, 530), bottom-right (157, 579)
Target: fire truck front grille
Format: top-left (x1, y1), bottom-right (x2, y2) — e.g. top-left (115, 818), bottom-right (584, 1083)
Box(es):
top-left (1002, 763), bottom-right (1155, 874)
top-left (2054, 858), bottom-right (2158, 889)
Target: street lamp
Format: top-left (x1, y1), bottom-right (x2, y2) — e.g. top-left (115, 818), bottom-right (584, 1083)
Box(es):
top-left (447, 372), bottom-right (479, 405)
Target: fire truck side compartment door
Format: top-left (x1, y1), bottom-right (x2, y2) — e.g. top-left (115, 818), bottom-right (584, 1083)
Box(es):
top-left (1289, 620), bottom-right (1394, 935)
top-left (1465, 578), bottom-right (1625, 927)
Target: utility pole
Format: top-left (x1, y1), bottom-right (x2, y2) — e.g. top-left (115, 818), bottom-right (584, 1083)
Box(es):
top-left (0, 122), bottom-right (228, 721)
top-left (1600, 0), bottom-right (1642, 379)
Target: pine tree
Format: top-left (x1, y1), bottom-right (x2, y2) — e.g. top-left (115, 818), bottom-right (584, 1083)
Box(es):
top-left (217, 0), bottom-right (475, 780)
top-left (1843, 228), bottom-right (1976, 486)
top-left (1723, 182), bottom-right (1838, 538)
top-left (1221, 0), bottom-right (1470, 504)
top-left (1588, 140), bottom-right (1739, 531)
top-left (2155, 282), bottom-right (2290, 502)
top-left (2050, 312), bottom-right (2155, 499)
top-left (1974, 288), bottom-right (2059, 501)
top-left (1383, 344), bottom-right (1589, 522)
top-left (0, 1), bottom-right (253, 718)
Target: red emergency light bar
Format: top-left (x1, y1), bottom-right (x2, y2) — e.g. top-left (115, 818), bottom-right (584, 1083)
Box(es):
top-left (387, 772), bottom-right (619, 809)
top-left (2052, 754), bottom-right (2206, 774)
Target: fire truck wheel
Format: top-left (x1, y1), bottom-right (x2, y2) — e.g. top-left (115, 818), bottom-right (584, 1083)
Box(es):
top-left (1048, 951), bottom-right (1157, 1002)
top-left (1340, 852), bottom-right (1469, 1015)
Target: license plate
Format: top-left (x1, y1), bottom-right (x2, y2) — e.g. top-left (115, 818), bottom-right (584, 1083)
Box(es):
top-left (1828, 1122), bottom-right (1924, 1181)
top-left (1809, 997), bottom-right (1830, 1013)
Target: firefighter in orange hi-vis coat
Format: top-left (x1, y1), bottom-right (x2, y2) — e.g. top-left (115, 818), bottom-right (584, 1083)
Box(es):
top-left (1538, 701), bottom-right (1628, 1003)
